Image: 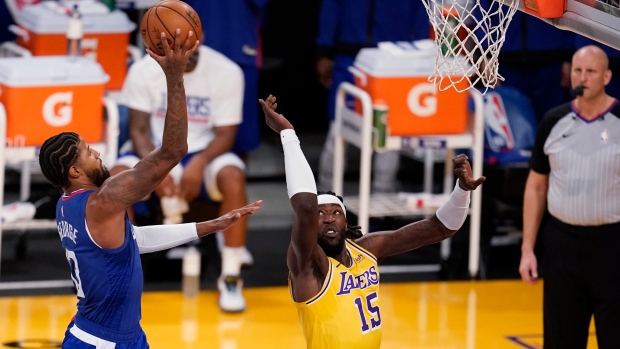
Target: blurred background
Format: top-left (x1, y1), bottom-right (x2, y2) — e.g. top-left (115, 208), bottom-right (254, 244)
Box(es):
top-left (1, 0), bottom-right (612, 295)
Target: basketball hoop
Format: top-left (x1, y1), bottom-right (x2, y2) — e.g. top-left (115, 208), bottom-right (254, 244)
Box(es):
top-left (421, 0), bottom-right (519, 93)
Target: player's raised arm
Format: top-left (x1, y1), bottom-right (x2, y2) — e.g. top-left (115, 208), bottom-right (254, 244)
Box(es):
top-left (94, 29), bottom-right (199, 210)
top-left (358, 154), bottom-right (486, 260)
top-left (258, 96), bottom-right (327, 286)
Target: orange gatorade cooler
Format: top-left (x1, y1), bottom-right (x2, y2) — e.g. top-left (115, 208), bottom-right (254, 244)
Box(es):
top-left (352, 41), bottom-right (469, 136)
top-left (0, 56), bottom-right (109, 146)
top-left (14, 1), bottom-right (135, 90)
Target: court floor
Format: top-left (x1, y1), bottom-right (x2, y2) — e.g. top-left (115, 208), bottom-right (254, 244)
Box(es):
top-left (0, 279), bottom-right (599, 349)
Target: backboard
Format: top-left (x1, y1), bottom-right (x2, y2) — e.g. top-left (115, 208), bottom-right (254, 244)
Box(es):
top-left (497, 0), bottom-right (620, 50)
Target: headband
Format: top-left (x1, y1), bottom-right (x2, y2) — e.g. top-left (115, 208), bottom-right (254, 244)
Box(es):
top-left (317, 194), bottom-right (346, 216)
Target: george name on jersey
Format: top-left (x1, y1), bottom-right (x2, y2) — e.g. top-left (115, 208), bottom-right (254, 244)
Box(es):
top-left (336, 265), bottom-right (379, 295)
top-left (57, 220), bottom-right (78, 244)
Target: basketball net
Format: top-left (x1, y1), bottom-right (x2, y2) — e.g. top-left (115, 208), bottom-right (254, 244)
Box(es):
top-left (420, 0), bottom-right (519, 93)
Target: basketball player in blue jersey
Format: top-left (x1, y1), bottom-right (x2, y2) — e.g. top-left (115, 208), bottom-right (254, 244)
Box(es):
top-left (37, 30), bottom-right (262, 349)
top-left (259, 95), bottom-right (485, 348)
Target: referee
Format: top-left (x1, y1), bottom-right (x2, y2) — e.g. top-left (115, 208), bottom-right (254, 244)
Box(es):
top-left (519, 45), bottom-right (620, 349)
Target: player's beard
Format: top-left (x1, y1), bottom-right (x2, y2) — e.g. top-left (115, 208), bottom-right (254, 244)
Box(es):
top-left (87, 166), bottom-right (110, 187)
top-left (318, 234), bottom-right (346, 258)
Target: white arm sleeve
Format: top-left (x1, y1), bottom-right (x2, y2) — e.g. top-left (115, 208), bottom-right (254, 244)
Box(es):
top-left (133, 223), bottom-right (198, 254)
top-left (435, 180), bottom-right (471, 230)
top-left (281, 129), bottom-right (317, 198)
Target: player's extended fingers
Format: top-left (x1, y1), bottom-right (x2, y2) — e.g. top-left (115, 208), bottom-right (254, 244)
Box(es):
top-left (187, 38), bottom-right (199, 57)
top-left (258, 99), bottom-right (269, 110)
top-left (473, 176), bottom-right (486, 186)
top-left (452, 153), bottom-right (468, 164)
top-left (453, 165), bottom-right (468, 177)
top-left (237, 201), bottom-right (263, 217)
top-left (173, 28), bottom-right (182, 50)
top-left (183, 30), bottom-right (194, 50)
top-left (160, 31), bottom-right (171, 53)
top-left (145, 47), bottom-right (160, 61)
top-left (246, 200), bottom-right (263, 211)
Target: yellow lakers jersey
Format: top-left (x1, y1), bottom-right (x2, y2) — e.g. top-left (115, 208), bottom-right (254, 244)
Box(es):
top-left (291, 239), bottom-right (382, 348)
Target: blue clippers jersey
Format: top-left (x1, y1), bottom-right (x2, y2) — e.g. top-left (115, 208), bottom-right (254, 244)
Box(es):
top-left (57, 189), bottom-right (144, 342)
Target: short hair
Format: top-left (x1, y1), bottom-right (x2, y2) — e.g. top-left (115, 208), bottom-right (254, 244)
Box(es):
top-left (317, 190), bottom-right (363, 240)
top-left (39, 132), bottom-right (80, 189)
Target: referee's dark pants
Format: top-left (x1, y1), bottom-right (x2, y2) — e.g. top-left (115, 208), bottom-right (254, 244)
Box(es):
top-left (542, 215), bottom-right (620, 349)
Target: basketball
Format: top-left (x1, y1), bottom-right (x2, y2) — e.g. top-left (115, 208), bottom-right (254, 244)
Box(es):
top-left (140, 0), bottom-right (202, 56)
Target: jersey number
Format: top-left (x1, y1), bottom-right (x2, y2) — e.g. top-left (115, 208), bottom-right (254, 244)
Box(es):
top-left (354, 292), bottom-right (381, 333)
top-left (65, 250), bottom-right (85, 298)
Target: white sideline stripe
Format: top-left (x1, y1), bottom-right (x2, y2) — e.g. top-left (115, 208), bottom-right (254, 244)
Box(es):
top-left (380, 264), bottom-right (441, 274)
top-left (0, 280), bottom-right (74, 290)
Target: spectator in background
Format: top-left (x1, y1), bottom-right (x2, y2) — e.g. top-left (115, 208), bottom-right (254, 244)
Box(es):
top-left (494, 11), bottom-right (575, 121)
top-left (183, 0), bottom-right (269, 281)
top-left (110, 42), bottom-right (253, 314)
top-left (185, 0), bottom-right (271, 162)
top-left (575, 35), bottom-right (620, 98)
top-left (315, 0), bottom-right (430, 194)
top-left (519, 45), bottom-right (620, 349)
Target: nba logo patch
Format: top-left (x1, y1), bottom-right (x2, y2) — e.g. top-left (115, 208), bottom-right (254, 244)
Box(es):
top-left (484, 92), bottom-right (515, 152)
top-left (602, 129), bottom-right (609, 144)
top-left (61, 206), bottom-right (64, 217)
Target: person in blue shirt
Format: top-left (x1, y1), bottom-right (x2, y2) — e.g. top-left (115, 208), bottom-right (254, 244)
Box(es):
top-left (185, 0), bottom-right (271, 161)
top-left (37, 30), bottom-right (262, 348)
top-left (315, 0), bottom-right (430, 193)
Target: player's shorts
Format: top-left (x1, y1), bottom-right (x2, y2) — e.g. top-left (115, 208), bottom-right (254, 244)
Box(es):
top-left (62, 323), bottom-right (149, 349)
top-left (115, 148), bottom-right (246, 203)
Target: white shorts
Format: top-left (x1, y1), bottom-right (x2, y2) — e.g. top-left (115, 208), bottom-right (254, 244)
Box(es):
top-left (115, 150), bottom-right (245, 202)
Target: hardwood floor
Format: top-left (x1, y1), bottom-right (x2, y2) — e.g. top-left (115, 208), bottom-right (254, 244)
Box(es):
top-left (0, 280), bottom-right (600, 349)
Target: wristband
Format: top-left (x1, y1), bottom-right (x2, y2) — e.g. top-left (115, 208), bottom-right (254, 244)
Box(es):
top-left (436, 180), bottom-right (471, 230)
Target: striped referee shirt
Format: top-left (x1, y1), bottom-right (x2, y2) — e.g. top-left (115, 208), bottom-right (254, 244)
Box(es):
top-left (530, 99), bottom-right (620, 226)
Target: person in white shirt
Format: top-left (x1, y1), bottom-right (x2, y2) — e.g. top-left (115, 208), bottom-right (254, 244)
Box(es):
top-left (111, 43), bottom-right (251, 313)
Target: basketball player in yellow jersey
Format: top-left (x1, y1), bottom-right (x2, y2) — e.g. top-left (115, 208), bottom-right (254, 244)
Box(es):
top-left (259, 95), bottom-right (486, 348)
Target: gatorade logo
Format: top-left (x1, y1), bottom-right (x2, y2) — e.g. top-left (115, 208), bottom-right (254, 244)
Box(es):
top-left (407, 83), bottom-right (437, 117)
top-left (42, 92), bottom-right (73, 127)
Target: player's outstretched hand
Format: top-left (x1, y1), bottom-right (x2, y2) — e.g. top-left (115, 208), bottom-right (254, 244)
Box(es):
top-left (147, 28), bottom-right (199, 76)
top-left (453, 154), bottom-right (485, 191)
top-left (258, 95), bottom-right (294, 134)
top-left (212, 200), bottom-right (263, 231)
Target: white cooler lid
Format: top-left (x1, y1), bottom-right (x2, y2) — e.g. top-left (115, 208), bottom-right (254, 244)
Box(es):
top-left (0, 56), bottom-right (110, 87)
top-left (354, 40), bottom-right (438, 77)
top-left (17, 0), bottom-right (136, 34)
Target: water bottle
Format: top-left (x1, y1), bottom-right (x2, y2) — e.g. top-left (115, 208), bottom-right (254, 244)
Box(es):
top-left (373, 101), bottom-right (388, 150)
top-left (182, 246), bottom-right (201, 298)
top-left (66, 4), bottom-right (83, 59)
top-left (440, 6), bottom-right (459, 57)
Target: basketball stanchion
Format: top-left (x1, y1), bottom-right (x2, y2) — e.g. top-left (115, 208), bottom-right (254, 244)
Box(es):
top-left (420, 0), bottom-right (519, 93)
